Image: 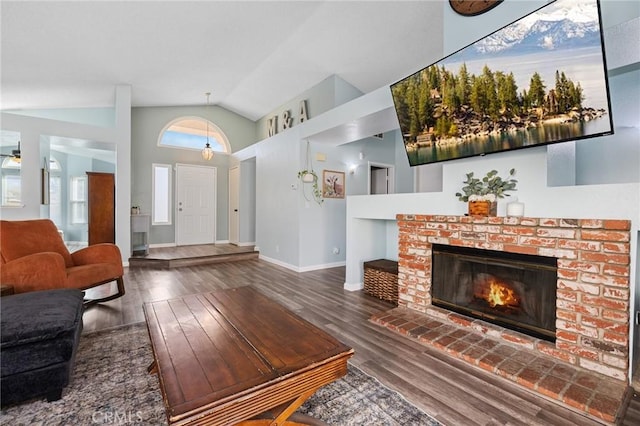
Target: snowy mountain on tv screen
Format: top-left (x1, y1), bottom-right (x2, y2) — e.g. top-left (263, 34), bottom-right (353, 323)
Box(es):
top-left (471, 0), bottom-right (601, 57)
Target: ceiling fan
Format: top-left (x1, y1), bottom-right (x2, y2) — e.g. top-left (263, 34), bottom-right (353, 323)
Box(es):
top-left (0, 141), bottom-right (21, 160)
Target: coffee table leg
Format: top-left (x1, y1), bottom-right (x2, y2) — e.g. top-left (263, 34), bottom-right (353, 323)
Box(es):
top-left (270, 389), bottom-right (315, 424)
top-left (238, 388), bottom-right (327, 426)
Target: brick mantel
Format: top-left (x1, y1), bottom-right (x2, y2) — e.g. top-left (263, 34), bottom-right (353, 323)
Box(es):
top-left (396, 214), bottom-right (631, 381)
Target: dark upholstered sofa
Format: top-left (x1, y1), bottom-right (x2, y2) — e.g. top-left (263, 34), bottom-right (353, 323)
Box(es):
top-left (1, 289), bottom-right (84, 406)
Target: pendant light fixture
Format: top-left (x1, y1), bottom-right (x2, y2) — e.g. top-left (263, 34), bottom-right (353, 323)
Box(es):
top-left (201, 92), bottom-right (214, 161)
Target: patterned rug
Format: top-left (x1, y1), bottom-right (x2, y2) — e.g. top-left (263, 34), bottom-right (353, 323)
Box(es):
top-left (1, 322), bottom-right (440, 426)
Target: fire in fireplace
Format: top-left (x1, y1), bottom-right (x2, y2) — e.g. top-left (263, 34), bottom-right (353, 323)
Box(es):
top-left (431, 244), bottom-right (557, 342)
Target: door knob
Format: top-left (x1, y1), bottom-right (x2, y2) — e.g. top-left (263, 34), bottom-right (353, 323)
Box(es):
top-left (234, 209), bottom-right (238, 212)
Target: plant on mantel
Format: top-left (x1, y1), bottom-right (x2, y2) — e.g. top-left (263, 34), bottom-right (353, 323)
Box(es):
top-left (455, 169), bottom-right (517, 216)
top-left (297, 140), bottom-right (323, 205)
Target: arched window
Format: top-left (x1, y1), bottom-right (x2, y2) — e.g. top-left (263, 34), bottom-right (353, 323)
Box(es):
top-left (158, 117), bottom-right (230, 154)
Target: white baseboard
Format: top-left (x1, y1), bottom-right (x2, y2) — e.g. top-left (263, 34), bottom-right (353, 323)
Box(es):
top-left (298, 261), bottom-right (346, 273)
top-left (149, 242), bottom-right (176, 248)
top-left (235, 241), bottom-right (257, 247)
top-left (344, 282), bottom-right (364, 292)
top-left (259, 255), bottom-right (346, 273)
top-left (259, 255), bottom-right (300, 272)
top-left (149, 241), bottom-right (229, 248)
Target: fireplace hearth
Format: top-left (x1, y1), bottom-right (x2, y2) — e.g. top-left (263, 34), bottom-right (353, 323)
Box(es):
top-left (431, 244), bottom-right (557, 342)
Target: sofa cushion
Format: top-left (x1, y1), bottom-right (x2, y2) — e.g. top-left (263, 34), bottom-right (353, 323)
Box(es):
top-left (1, 289), bottom-right (84, 377)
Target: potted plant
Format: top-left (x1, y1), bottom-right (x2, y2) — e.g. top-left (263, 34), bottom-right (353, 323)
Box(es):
top-left (299, 170), bottom-right (315, 183)
top-left (455, 169), bottom-right (517, 216)
top-left (297, 141), bottom-right (323, 205)
top-left (297, 170), bottom-right (323, 205)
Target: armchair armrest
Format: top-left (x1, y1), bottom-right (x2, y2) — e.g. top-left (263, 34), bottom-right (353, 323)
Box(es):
top-left (71, 244), bottom-right (124, 274)
top-left (0, 252), bottom-right (68, 293)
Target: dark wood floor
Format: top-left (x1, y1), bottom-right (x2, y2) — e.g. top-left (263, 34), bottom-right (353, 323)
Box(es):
top-left (83, 259), bottom-right (640, 425)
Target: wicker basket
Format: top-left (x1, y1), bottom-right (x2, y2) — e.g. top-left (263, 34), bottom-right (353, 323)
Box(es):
top-left (364, 259), bottom-right (398, 305)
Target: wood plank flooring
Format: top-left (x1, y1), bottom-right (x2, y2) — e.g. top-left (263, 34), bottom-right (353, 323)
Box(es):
top-left (82, 259), bottom-right (640, 425)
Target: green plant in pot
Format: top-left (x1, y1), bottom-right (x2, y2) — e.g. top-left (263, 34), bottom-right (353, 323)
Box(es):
top-left (298, 140), bottom-right (323, 205)
top-left (455, 169), bottom-right (517, 216)
top-left (297, 169), bottom-right (323, 205)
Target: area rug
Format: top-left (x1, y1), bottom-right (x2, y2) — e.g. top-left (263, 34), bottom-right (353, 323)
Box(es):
top-left (1, 322), bottom-right (440, 426)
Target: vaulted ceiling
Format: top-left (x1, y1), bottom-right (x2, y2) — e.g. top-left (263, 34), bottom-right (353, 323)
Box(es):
top-left (1, 1), bottom-right (444, 122)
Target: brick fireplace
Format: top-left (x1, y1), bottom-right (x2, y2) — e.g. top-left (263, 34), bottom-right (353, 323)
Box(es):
top-left (373, 214), bottom-right (632, 422)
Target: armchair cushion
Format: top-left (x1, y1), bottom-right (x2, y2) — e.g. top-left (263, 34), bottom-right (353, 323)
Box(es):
top-left (0, 252), bottom-right (68, 292)
top-left (0, 219), bottom-right (73, 267)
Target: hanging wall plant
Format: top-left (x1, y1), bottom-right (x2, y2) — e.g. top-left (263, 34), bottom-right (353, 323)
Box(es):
top-left (298, 141), bottom-right (323, 205)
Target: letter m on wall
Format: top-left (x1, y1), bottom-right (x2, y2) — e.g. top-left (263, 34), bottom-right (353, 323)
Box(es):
top-left (267, 116), bottom-right (278, 137)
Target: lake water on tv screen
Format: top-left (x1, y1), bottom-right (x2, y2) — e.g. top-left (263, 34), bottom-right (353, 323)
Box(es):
top-left (408, 118), bottom-right (611, 165)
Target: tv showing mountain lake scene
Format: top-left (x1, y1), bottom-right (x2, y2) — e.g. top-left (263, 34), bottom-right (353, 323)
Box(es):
top-left (391, 0), bottom-right (613, 166)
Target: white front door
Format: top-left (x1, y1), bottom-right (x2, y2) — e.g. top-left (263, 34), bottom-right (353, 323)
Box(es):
top-left (175, 164), bottom-right (216, 246)
top-left (229, 166), bottom-right (239, 245)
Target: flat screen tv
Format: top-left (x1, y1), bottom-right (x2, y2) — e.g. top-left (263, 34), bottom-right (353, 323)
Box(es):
top-left (391, 0), bottom-right (613, 166)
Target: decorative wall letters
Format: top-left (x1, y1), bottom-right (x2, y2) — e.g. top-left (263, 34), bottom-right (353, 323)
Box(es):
top-left (267, 100), bottom-right (309, 137)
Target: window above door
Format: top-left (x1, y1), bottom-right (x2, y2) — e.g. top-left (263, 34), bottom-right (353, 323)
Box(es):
top-left (158, 117), bottom-right (230, 154)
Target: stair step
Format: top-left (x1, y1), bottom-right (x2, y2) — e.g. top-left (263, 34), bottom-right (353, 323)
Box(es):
top-left (128, 245), bottom-right (259, 269)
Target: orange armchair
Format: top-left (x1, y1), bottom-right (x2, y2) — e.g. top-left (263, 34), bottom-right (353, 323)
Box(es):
top-left (0, 219), bottom-right (125, 305)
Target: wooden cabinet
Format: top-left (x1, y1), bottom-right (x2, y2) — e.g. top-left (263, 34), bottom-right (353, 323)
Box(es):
top-left (87, 172), bottom-right (115, 245)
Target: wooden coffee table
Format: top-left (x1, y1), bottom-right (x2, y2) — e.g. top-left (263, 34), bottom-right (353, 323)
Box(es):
top-left (143, 286), bottom-right (354, 425)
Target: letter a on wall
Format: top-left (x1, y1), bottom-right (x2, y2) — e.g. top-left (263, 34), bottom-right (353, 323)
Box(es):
top-left (299, 100), bottom-right (308, 123)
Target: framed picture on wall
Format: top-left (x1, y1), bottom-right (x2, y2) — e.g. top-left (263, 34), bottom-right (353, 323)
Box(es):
top-left (322, 170), bottom-right (345, 199)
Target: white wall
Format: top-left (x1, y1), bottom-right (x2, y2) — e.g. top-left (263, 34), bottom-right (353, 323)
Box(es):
top-left (253, 129), bottom-right (302, 268)
top-left (4, 107), bottom-right (116, 128)
top-left (236, 77), bottom-right (401, 272)
top-left (239, 159), bottom-right (256, 245)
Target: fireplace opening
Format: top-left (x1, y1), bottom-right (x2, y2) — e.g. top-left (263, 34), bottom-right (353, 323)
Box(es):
top-left (431, 244), bottom-right (557, 342)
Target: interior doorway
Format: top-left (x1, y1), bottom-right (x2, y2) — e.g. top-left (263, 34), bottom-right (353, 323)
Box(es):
top-left (368, 162), bottom-right (395, 195)
top-left (175, 164), bottom-right (216, 246)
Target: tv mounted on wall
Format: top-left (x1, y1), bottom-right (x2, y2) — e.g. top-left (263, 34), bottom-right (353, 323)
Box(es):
top-left (391, 0), bottom-right (613, 167)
